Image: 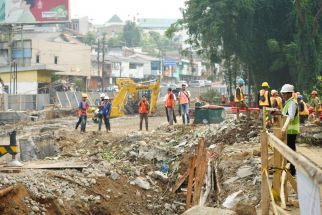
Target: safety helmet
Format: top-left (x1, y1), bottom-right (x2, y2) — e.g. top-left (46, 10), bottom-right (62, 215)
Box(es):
top-left (100, 93), bottom-right (105, 98)
top-left (311, 90), bottom-right (318, 95)
top-left (280, 84), bottom-right (294, 93)
top-left (82, 93), bottom-right (88, 98)
top-left (262, 82), bottom-right (269, 87)
top-left (237, 79), bottom-right (245, 85)
top-left (271, 90), bottom-right (278, 96)
top-left (104, 95), bottom-right (109, 100)
top-left (297, 95), bottom-right (303, 100)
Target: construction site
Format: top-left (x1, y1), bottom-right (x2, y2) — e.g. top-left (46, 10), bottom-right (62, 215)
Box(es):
top-left (0, 76), bottom-right (321, 215)
top-left (0, 0), bottom-right (321, 214)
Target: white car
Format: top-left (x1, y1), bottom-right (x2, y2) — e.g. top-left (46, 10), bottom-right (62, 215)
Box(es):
top-left (189, 80), bottom-right (205, 87)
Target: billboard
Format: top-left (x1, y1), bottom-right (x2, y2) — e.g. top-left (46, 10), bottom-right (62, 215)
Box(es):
top-left (0, 0), bottom-right (69, 24)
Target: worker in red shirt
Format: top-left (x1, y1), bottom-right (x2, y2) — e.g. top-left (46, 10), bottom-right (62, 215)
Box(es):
top-left (138, 95), bottom-right (150, 131)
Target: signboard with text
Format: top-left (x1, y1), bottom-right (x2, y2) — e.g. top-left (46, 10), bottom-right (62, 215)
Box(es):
top-left (0, 0), bottom-right (69, 24)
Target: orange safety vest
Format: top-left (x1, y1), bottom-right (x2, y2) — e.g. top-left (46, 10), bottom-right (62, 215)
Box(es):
top-left (234, 87), bottom-right (244, 102)
top-left (78, 101), bottom-right (88, 116)
top-left (179, 91), bottom-right (189, 105)
top-left (139, 100), bottom-right (149, 114)
top-left (299, 101), bottom-right (309, 116)
top-left (259, 89), bottom-right (269, 107)
top-left (166, 92), bottom-right (175, 108)
top-left (270, 96), bottom-right (282, 110)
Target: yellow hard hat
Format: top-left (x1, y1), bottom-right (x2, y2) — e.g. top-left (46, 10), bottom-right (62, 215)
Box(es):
top-left (262, 82), bottom-right (269, 87)
top-left (311, 90), bottom-right (318, 95)
top-left (82, 93), bottom-right (88, 98)
top-left (271, 90), bottom-right (278, 96)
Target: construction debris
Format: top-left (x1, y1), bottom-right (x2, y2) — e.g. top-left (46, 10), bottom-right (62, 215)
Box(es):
top-left (0, 107), bottom-right (319, 215)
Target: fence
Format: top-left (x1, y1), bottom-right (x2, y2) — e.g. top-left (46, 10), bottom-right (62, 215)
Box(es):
top-left (1, 94), bottom-right (50, 111)
top-left (261, 108), bottom-right (322, 215)
top-left (55, 91), bottom-right (116, 108)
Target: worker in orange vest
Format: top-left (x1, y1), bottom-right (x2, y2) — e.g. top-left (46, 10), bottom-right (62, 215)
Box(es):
top-left (138, 95), bottom-right (149, 131)
top-left (165, 88), bottom-right (175, 125)
top-left (178, 84), bottom-right (191, 125)
top-left (297, 95), bottom-right (309, 124)
top-left (270, 90), bottom-right (283, 110)
top-left (257, 82), bottom-right (271, 109)
top-left (75, 93), bottom-right (89, 133)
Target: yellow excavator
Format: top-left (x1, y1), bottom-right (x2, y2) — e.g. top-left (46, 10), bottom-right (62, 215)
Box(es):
top-left (110, 79), bottom-right (160, 118)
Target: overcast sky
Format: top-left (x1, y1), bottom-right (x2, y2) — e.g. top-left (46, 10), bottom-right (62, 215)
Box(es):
top-left (70, 0), bottom-right (185, 24)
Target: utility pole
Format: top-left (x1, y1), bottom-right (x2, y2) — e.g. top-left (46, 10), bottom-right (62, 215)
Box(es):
top-left (101, 34), bottom-right (106, 92)
top-left (97, 39), bottom-right (100, 91)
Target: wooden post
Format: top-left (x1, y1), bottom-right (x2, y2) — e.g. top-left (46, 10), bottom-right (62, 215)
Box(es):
top-left (272, 128), bottom-right (283, 196)
top-left (262, 107), bottom-right (266, 130)
top-left (261, 132), bottom-right (270, 215)
top-left (186, 157), bottom-right (196, 209)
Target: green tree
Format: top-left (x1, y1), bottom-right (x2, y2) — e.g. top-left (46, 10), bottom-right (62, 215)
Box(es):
top-left (83, 32), bottom-right (96, 46)
top-left (122, 21), bottom-right (142, 47)
top-left (168, 0), bottom-right (322, 93)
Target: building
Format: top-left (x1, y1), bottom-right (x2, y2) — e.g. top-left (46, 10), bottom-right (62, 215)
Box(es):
top-left (97, 15), bottom-right (125, 37)
top-left (137, 18), bottom-right (177, 35)
top-left (0, 65), bottom-right (53, 94)
top-left (0, 31), bottom-right (93, 94)
top-left (65, 16), bottom-right (90, 35)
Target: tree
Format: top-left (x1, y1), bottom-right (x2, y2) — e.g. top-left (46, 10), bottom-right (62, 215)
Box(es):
top-left (122, 21), bottom-right (142, 47)
top-left (83, 32), bottom-right (96, 46)
top-left (168, 0), bottom-right (322, 93)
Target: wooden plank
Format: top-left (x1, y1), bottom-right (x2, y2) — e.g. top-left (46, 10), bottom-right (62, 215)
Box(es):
top-left (261, 132), bottom-right (270, 215)
top-left (286, 171), bottom-right (298, 193)
top-left (192, 138), bottom-right (206, 205)
top-left (193, 149), bottom-right (207, 205)
top-left (21, 161), bottom-right (89, 169)
top-left (172, 171), bottom-right (189, 193)
top-left (272, 129), bottom-right (284, 197)
top-left (267, 132), bottom-right (322, 185)
top-left (186, 157), bottom-right (196, 209)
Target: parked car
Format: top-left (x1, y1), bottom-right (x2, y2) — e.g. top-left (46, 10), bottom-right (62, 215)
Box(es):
top-left (204, 80), bottom-right (212, 87)
top-left (189, 80), bottom-right (205, 87)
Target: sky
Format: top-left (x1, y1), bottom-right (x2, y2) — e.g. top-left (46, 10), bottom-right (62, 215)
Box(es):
top-left (70, 0), bottom-right (186, 24)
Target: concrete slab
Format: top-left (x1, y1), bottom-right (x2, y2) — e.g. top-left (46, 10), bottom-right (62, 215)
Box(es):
top-left (182, 206), bottom-right (236, 215)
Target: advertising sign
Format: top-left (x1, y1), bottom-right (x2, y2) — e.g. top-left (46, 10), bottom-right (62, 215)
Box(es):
top-left (0, 0), bottom-right (69, 24)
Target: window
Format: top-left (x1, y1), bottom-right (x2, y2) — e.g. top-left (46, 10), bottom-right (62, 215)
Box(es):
top-left (129, 63), bottom-right (137, 69)
top-left (54, 56), bottom-right (58, 64)
top-left (36, 54), bottom-right (40, 63)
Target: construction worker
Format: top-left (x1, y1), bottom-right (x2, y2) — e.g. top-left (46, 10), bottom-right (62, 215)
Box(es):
top-left (270, 90), bottom-right (283, 110)
top-left (281, 84), bottom-right (299, 176)
top-left (165, 88), bottom-right (176, 125)
top-left (234, 79), bottom-right (248, 120)
top-left (298, 95), bottom-right (309, 124)
top-left (257, 82), bottom-right (271, 109)
top-left (309, 90), bottom-right (320, 120)
top-left (75, 93), bottom-right (89, 133)
top-left (221, 94), bottom-right (227, 105)
top-left (163, 88), bottom-right (177, 123)
top-left (97, 93), bottom-right (106, 131)
top-left (138, 95), bottom-right (149, 131)
top-left (178, 84), bottom-right (191, 125)
top-left (102, 96), bottom-right (111, 131)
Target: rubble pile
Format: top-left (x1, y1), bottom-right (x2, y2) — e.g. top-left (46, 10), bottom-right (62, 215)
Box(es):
top-left (0, 115), bottom-right (263, 215)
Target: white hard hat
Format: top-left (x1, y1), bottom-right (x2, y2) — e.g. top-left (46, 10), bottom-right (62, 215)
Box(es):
top-left (100, 93), bottom-right (105, 98)
top-left (104, 95), bottom-right (109, 100)
top-left (280, 84), bottom-right (294, 93)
